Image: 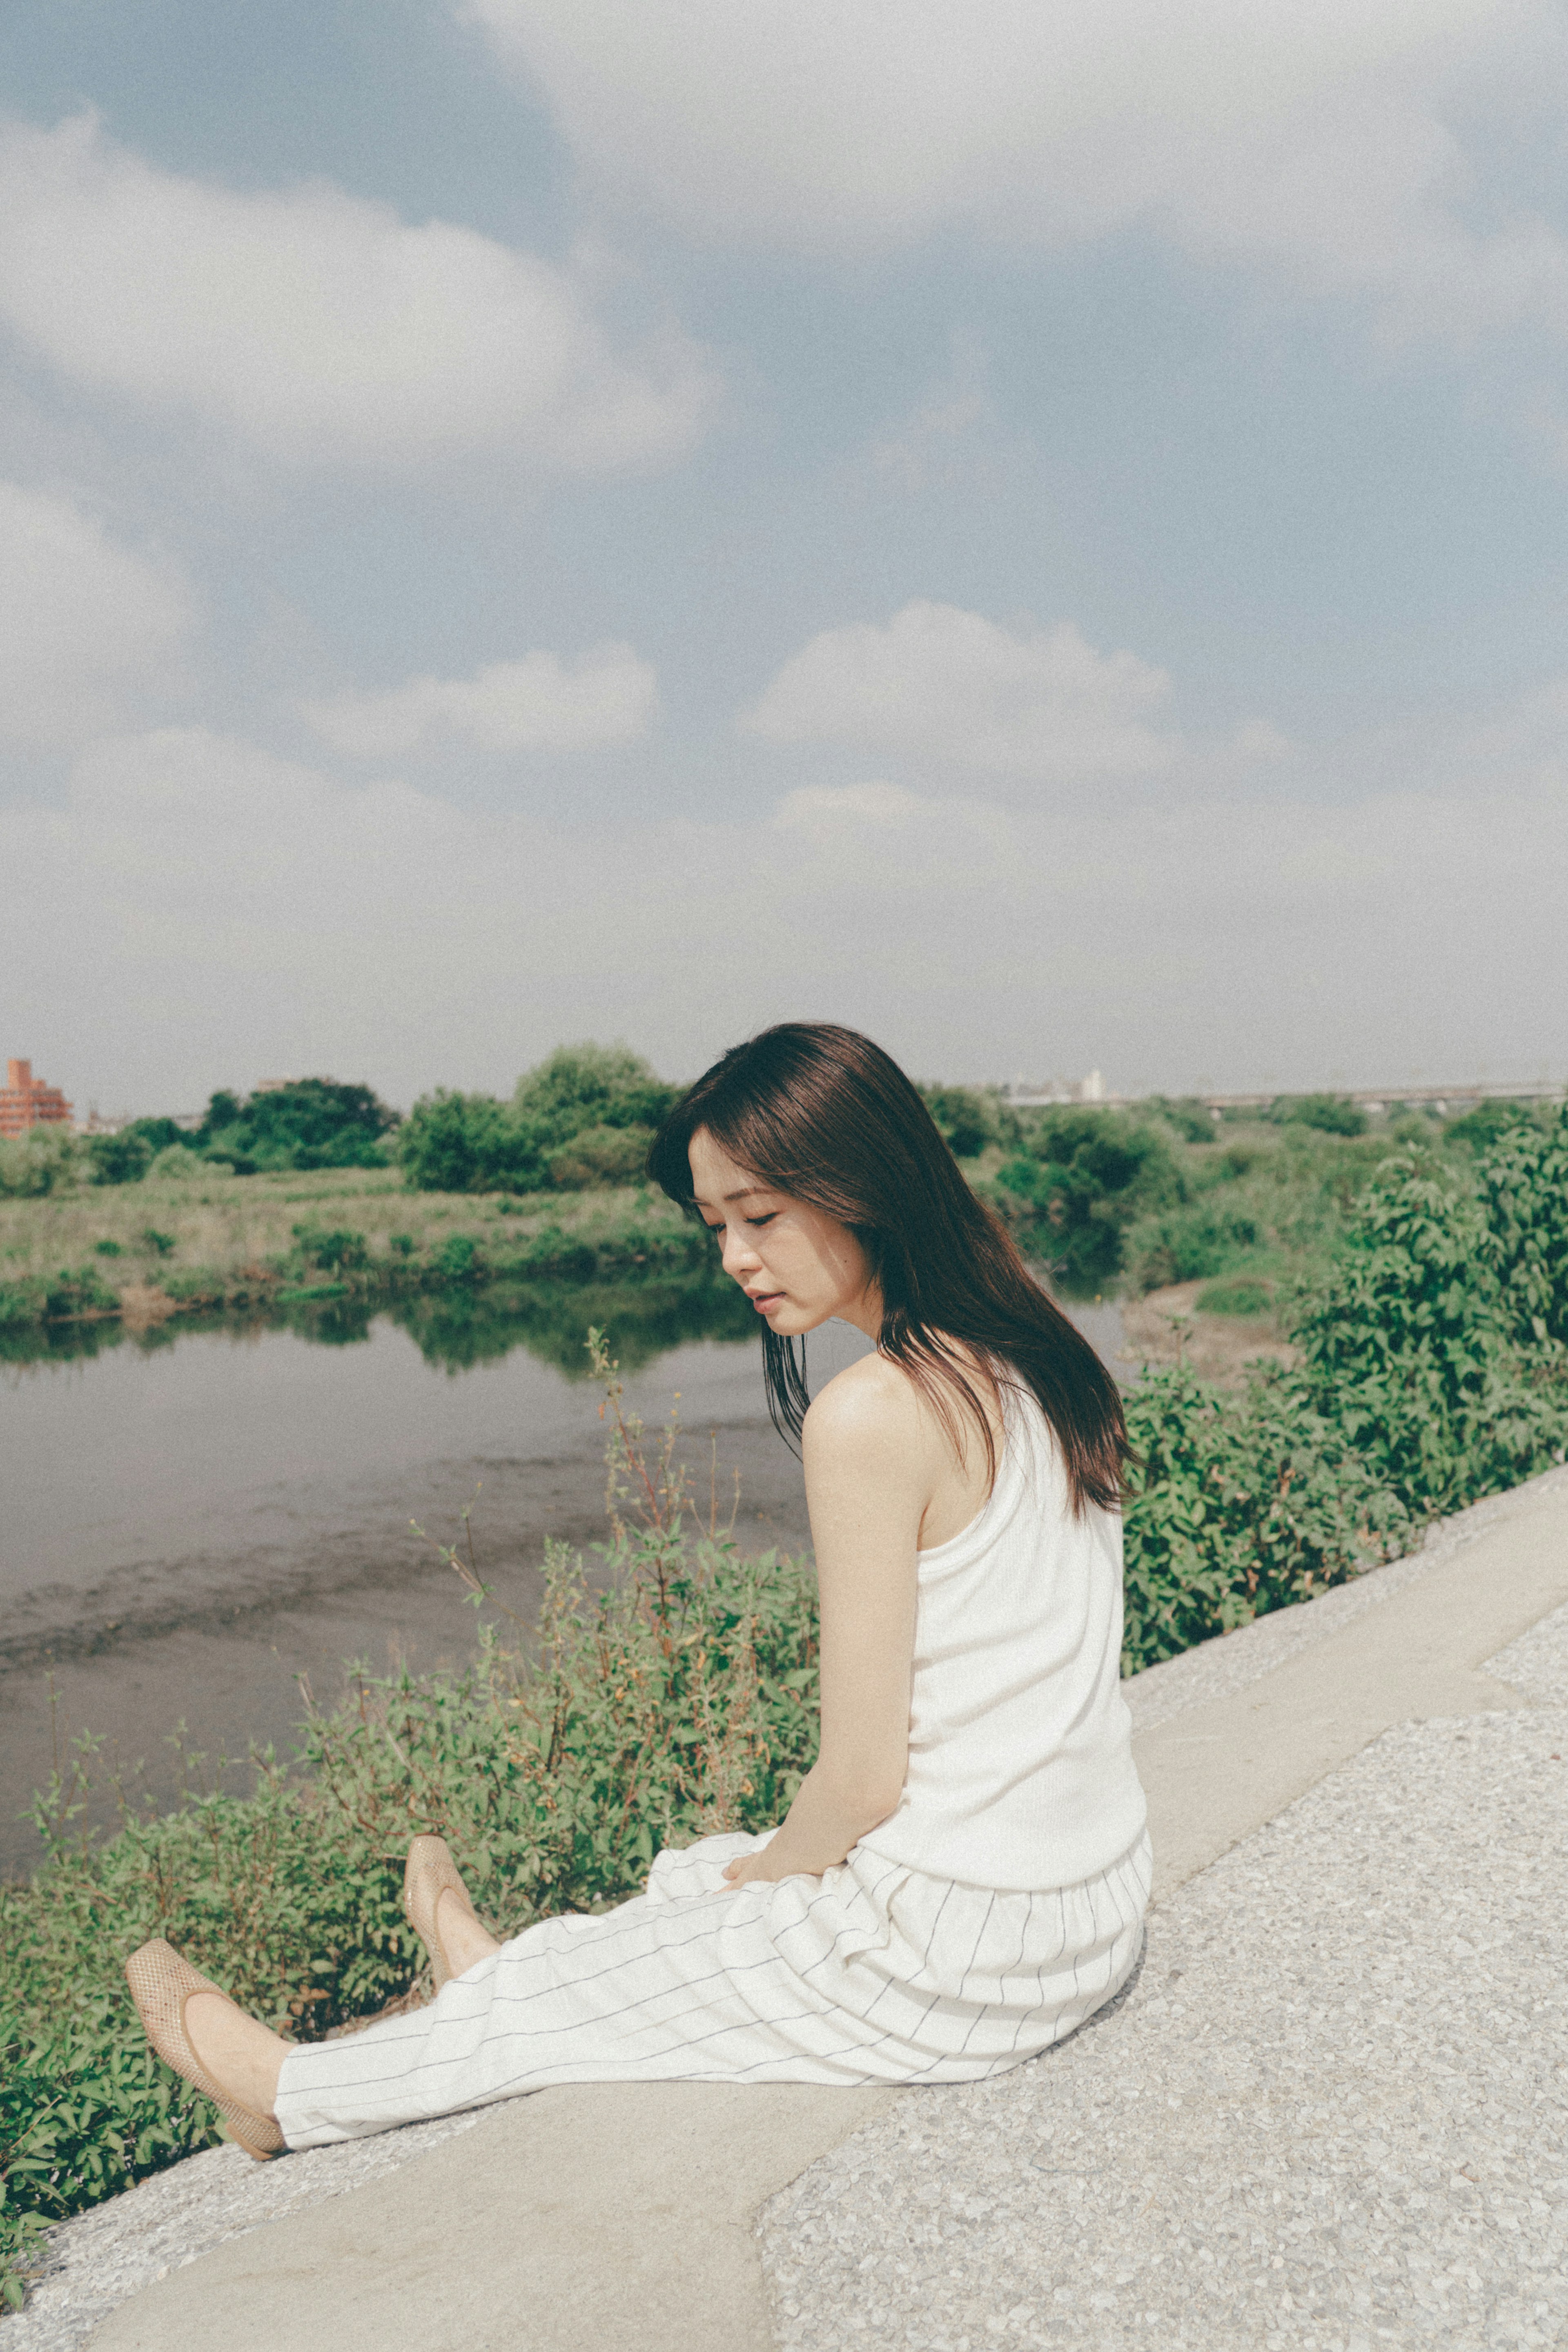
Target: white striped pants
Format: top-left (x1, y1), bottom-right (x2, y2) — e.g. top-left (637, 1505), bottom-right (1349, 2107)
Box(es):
top-left (274, 1828), bottom-right (1152, 2149)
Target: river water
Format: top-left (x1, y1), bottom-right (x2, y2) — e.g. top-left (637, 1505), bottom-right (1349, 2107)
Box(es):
top-left (0, 1291), bottom-right (1124, 1878)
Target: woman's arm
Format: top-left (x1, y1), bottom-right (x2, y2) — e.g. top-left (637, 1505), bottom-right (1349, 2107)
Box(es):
top-left (723, 1360), bottom-right (924, 1887)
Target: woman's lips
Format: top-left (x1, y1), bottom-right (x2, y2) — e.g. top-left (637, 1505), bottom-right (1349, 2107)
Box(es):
top-left (749, 1291), bottom-right (785, 1312)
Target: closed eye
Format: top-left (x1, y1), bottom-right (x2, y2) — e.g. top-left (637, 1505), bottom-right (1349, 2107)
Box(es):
top-left (746, 1212), bottom-right (778, 1228)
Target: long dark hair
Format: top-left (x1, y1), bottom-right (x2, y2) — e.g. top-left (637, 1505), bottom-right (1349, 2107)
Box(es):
top-left (647, 1022), bottom-right (1128, 1514)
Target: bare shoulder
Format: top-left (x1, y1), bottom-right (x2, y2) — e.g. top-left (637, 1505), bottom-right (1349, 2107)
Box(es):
top-left (802, 1349), bottom-right (924, 1467)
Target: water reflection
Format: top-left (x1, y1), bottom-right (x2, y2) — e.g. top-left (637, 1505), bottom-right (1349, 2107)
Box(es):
top-left (0, 1267), bottom-right (756, 1377)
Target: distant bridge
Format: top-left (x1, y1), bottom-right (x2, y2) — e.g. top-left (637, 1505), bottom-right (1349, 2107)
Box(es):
top-left (1001, 1076), bottom-right (1565, 1114)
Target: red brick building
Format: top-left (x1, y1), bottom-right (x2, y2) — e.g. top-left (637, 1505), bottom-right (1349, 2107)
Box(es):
top-left (0, 1059), bottom-right (74, 1138)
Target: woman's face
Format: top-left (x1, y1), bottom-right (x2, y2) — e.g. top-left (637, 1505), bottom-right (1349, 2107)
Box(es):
top-left (688, 1126), bottom-right (880, 1338)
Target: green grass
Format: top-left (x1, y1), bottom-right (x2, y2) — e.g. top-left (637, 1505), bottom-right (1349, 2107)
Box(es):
top-left (0, 1168), bottom-right (706, 1336)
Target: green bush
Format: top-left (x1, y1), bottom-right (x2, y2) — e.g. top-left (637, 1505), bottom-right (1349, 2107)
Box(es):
top-left (512, 1043), bottom-right (676, 1148)
top-left (1267, 1093), bottom-right (1368, 1137)
top-left (397, 1090), bottom-right (548, 1196)
top-left (1140, 1096), bottom-right (1219, 1146)
top-left (1475, 1104), bottom-right (1568, 1348)
top-left (993, 1110), bottom-right (1183, 1287)
top-left (547, 1123), bottom-right (655, 1190)
top-left (85, 1131), bottom-right (154, 1186)
top-left (1290, 1149), bottom-right (1568, 1516)
top-left (1125, 1199), bottom-right (1263, 1289)
top-left (400, 1046), bottom-right (677, 1197)
top-left (198, 1081), bottom-right (399, 1175)
top-left (1121, 1364), bottom-right (1408, 1670)
top-left (291, 1224), bottom-right (370, 1274)
top-left (919, 1085), bottom-right (1005, 1160)
top-left (0, 1129), bottom-right (82, 1198)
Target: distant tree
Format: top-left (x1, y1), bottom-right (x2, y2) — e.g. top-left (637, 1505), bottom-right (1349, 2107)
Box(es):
top-left (1266, 1094), bottom-right (1368, 1137)
top-left (199, 1079), bottom-right (399, 1173)
top-left (512, 1044), bottom-right (677, 1149)
top-left (87, 1131), bottom-right (154, 1186)
top-left (919, 1084), bottom-right (1003, 1161)
top-left (1443, 1099), bottom-right (1537, 1153)
top-left (87, 1117), bottom-right (196, 1186)
top-left (397, 1091), bottom-right (548, 1195)
top-left (400, 1044), bottom-right (677, 1195)
top-left (1141, 1095), bottom-right (1218, 1144)
top-left (993, 1109), bottom-right (1184, 1287)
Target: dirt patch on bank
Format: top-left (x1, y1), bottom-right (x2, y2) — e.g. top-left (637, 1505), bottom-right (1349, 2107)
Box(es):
top-left (1117, 1281), bottom-right (1298, 1387)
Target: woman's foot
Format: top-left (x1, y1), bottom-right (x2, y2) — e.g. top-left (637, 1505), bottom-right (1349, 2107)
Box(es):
top-left (124, 1940), bottom-right (287, 2159)
top-left (403, 1836), bottom-right (501, 1989)
top-left (183, 1991), bottom-right (289, 2117)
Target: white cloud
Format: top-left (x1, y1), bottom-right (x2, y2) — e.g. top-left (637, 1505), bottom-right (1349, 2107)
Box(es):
top-left (302, 644), bottom-right (659, 760)
top-left (468, 0), bottom-right (1568, 347)
top-left (773, 781), bottom-right (925, 832)
top-left (0, 479), bottom-right (193, 748)
top-left (4, 696), bottom-right (1568, 1104)
top-left (0, 114), bottom-right (718, 470)
top-left (744, 602), bottom-right (1174, 783)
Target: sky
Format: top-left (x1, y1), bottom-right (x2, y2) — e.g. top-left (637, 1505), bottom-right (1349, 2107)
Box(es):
top-left (2, 0), bottom-right (1567, 1114)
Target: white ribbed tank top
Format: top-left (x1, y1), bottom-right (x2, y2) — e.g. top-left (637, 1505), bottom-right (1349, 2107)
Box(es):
top-left (857, 1379), bottom-right (1147, 1892)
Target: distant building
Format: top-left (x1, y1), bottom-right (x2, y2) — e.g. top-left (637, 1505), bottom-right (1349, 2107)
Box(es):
top-left (0, 1058), bottom-right (74, 1138)
top-left (1000, 1071), bottom-right (1111, 1108)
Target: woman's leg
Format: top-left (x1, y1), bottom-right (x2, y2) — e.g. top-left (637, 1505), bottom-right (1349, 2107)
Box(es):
top-left (179, 1890), bottom-right (499, 2117)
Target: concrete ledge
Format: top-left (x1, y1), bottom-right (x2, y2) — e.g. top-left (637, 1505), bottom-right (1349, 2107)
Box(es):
top-left (87, 2082), bottom-right (896, 2352)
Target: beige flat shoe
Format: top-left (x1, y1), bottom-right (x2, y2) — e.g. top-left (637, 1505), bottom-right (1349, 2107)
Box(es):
top-left (402, 1835), bottom-right (484, 1993)
top-left (124, 1940), bottom-right (285, 2161)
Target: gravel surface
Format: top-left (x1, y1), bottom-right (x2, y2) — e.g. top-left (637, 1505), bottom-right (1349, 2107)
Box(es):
top-left (1, 2114), bottom-right (480, 2351)
top-left (759, 1598), bottom-right (1568, 2351)
top-left (1122, 1462), bottom-right (1568, 1735)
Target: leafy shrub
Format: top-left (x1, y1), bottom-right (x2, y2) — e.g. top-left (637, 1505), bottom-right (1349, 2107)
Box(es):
top-left (1290, 1150), bottom-right (1568, 1516)
top-left (1267, 1093), bottom-right (1368, 1137)
top-left (512, 1043), bottom-right (676, 1149)
top-left (144, 1146), bottom-right (221, 1184)
top-left (1475, 1104), bottom-right (1568, 1348)
top-left (919, 1085), bottom-right (1005, 1160)
top-left (140, 1228), bottom-right (177, 1257)
top-left (1121, 1365), bottom-right (1407, 1669)
top-left (433, 1234), bottom-right (481, 1282)
top-left (93, 1239), bottom-right (124, 1258)
top-left (0, 1130), bottom-right (82, 1198)
top-left (1125, 1199), bottom-right (1263, 1290)
top-left (397, 1090), bottom-right (548, 1196)
top-left (400, 1045), bottom-right (676, 1197)
top-left (291, 1224), bottom-right (369, 1274)
top-left (86, 1131), bottom-right (154, 1186)
top-left (993, 1111), bottom-right (1183, 1286)
top-left (198, 1081), bottom-right (399, 1175)
top-left (547, 1123), bottom-right (655, 1190)
top-left (1444, 1099), bottom-right (1537, 1154)
top-left (1141, 1096), bottom-right (1219, 1145)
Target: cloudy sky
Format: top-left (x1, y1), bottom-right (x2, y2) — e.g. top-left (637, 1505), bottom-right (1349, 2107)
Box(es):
top-left (3, 0), bottom-right (1567, 1113)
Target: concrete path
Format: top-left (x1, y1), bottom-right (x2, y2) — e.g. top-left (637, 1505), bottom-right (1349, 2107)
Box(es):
top-left (8, 1465), bottom-right (1568, 2352)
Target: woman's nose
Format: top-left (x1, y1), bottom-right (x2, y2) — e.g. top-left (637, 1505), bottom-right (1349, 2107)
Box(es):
top-left (722, 1228), bottom-right (760, 1276)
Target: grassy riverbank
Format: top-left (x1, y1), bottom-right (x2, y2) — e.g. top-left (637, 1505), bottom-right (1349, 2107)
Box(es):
top-left (0, 1167), bottom-right (706, 1339)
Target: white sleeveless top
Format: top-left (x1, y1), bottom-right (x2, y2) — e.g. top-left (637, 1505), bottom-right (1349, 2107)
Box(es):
top-left (858, 1380), bottom-right (1147, 1892)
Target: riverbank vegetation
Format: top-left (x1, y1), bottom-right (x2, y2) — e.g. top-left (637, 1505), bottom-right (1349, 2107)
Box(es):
top-left (4, 1110), bottom-right (1568, 2300)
